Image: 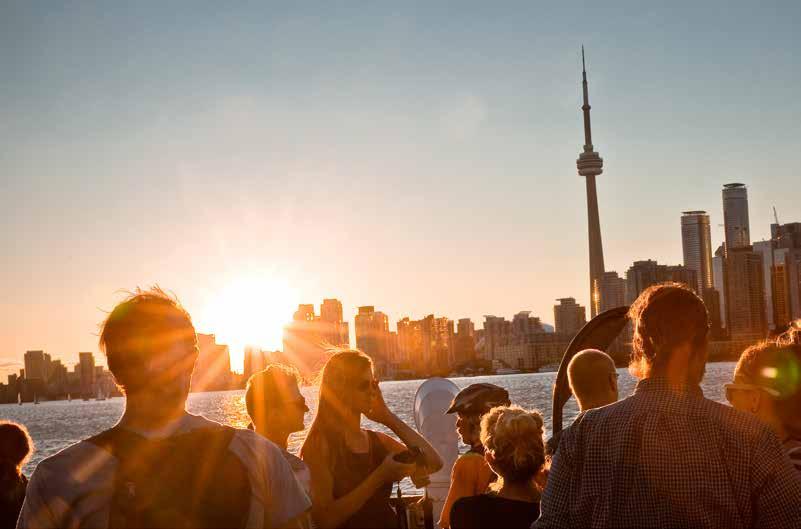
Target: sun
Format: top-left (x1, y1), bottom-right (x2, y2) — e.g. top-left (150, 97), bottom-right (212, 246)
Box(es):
top-left (199, 276), bottom-right (297, 372)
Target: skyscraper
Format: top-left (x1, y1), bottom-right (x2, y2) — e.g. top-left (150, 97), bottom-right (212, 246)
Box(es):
top-left (553, 298), bottom-right (587, 337)
top-left (354, 306), bottom-right (391, 375)
top-left (723, 183), bottom-right (750, 251)
top-left (24, 350), bottom-right (46, 381)
top-left (576, 47), bottom-right (606, 318)
top-left (78, 352), bottom-right (95, 397)
top-left (320, 298), bottom-right (350, 347)
top-left (725, 247), bottom-right (767, 340)
top-left (681, 211), bottom-right (714, 293)
top-left (599, 271), bottom-right (626, 312)
top-left (190, 334), bottom-right (233, 392)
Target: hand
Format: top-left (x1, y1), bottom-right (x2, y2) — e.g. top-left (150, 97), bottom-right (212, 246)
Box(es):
top-left (410, 467), bottom-right (431, 488)
top-left (365, 381), bottom-right (394, 425)
top-left (378, 453), bottom-right (416, 483)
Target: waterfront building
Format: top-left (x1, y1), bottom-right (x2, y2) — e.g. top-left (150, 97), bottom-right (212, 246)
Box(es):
top-left (713, 245), bottom-right (728, 330)
top-left (723, 183), bottom-right (751, 250)
top-left (24, 350), bottom-right (46, 381)
top-left (320, 298), bottom-right (350, 348)
top-left (190, 333), bottom-right (234, 392)
top-left (553, 298), bottom-right (586, 337)
top-left (576, 48), bottom-right (607, 318)
top-left (242, 346), bottom-right (267, 381)
top-left (354, 306), bottom-right (391, 376)
top-left (283, 300), bottom-right (349, 378)
top-left (625, 260), bottom-right (698, 304)
top-left (599, 271), bottom-right (627, 312)
top-left (681, 211), bottom-right (714, 293)
top-left (454, 318), bottom-right (476, 365)
top-left (725, 246), bottom-right (767, 340)
top-left (771, 222), bottom-right (801, 322)
top-left (78, 352), bottom-right (95, 398)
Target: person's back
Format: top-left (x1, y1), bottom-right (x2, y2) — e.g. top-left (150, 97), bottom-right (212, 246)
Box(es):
top-left (18, 414), bottom-right (308, 528)
top-left (16, 287), bottom-right (310, 529)
top-left (535, 283), bottom-right (801, 529)
top-left (451, 494), bottom-right (538, 529)
top-left (542, 378), bottom-right (799, 527)
top-left (450, 406), bottom-right (545, 529)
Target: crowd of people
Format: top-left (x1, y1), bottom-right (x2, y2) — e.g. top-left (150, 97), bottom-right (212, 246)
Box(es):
top-left (2, 282), bottom-right (800, 528)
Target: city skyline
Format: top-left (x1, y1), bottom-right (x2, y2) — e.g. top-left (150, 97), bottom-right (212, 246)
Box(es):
top-left (2, 3), bottom-right (800, 376)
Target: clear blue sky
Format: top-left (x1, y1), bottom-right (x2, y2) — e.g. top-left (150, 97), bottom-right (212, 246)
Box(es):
top-left (2, 2), bottom-right (799, 372)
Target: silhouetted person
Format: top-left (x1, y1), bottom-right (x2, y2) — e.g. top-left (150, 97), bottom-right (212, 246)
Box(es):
top-left (246, 364), bottom-right (312, 494)
top-left (300, 349), bottom-right (443, 529)
top-left (546, 349), bottom-right (618, 456)
top-left (450, 406), bottom-right (545, 529)
top-left (727, 320), bottom-right (801, 475)
top-left (534, 282), bottom-right (801, 529)
top-left (439, 383), bottom-right (511, 529)
top-left (17, 287), bottom-right (310, 529)
top-left (0, 421), bottom-right (32, 528)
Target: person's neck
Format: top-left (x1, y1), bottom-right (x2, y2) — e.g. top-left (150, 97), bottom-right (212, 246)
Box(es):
top-left (119, 395), bottom-right (188, 433)
top-left (256, 424), bottom-right (291, 450)
top-left (578, 396), bottom-right (612, 412)
top-left (497, 480), bottom-right (539, 503)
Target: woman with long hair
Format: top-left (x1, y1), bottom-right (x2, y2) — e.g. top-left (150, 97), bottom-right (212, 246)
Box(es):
top-left (0, 421), bottom-right (32, 528)
top-left (300, 349), bottom-right (443, 529)
top-left (726, 320), bottom-right (801, 475)
top-left (449, 406), bottom-right (546, 529)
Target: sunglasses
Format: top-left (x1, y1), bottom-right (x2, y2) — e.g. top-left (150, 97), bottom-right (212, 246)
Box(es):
top-left (724, 382), bottom-right (780, 403)
top-left (355, 379), bottom-right (378, 393)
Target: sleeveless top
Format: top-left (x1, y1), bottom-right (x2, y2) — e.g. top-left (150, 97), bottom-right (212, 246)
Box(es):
top-left (331, 430), bottom-right (396, 529)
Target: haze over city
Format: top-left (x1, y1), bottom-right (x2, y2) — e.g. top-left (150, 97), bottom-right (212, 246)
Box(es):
top-left (2, 2), bottom-right (800, 374)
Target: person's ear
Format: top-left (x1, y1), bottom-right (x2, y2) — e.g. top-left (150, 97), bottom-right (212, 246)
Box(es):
top-left (748, 390), bottom-right (762, 414)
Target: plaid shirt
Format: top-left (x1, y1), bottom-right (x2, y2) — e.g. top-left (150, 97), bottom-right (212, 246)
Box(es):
top-left (534, 377), bottom-right (801, 529)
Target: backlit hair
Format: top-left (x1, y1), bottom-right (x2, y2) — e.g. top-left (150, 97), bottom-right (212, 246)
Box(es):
top-left (300, 349), bottom-right (373, 462)
top-left (245, 363), bottom-right (301, 425)
top-left (480, 405), bottom-right (546, 489)
top-left (0, 421), bottom-right (33, 476)
top-left (735, 321), bottom-right (801, 438)
top-left (99, 286), bottom-right (197, 392)
top-left (628, 282), bottom-right (709, 380)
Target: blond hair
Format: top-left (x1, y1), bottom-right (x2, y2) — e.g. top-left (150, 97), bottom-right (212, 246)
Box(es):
top-left (480, 405), bottom-right (546, 489)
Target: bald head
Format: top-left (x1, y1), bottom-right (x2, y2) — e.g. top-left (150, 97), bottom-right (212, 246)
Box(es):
top-left (568, 349), bottom-right (619, 411)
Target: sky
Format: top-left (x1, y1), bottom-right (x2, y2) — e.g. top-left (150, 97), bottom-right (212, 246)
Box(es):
top-left (2, 1), bottom-right (800, 374)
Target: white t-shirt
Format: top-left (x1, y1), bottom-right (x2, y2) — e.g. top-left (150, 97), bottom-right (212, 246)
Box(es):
top-left (16, 413), bottom-right (311, 529)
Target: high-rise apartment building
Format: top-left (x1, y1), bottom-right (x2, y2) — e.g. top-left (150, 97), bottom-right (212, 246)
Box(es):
top-left (713, 245), bottom-right (728, 329)
top-left (191, 334), bottom-right (233, 392)
top-left (354, 306), bottom-right (391, 375)
top-left (681, 211), bottom-right (714, 293)
top-left (554, 298), bottom-right (587, 337)
top-left (723, 183), bottom-right (750, 250)
top-left (599, 271), bottom-right (626, 312)
top-left (625, 260), bottom-right (698, 304)
top-left (320, 298), bottom-right (350, 347)
top-left (78, 352), bottom-right (95, 397)
top-left (725, 247), bottom-right (767, 340)
top-left (24, 350), bottom-right (46, 381)
top-left (454, 318), bottom-right (476, 365)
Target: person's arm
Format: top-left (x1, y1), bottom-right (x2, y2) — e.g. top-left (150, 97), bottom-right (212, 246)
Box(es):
top-left (304, 437), bottom-right (415, 529)
top-left (750, 428), bottom-right (801, 528)
top-left (366, 384), bottom-right (444, 474)
top-left (437, 457), bottom-right (475, 529)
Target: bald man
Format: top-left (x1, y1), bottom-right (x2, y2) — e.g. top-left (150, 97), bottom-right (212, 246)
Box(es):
top-left (546, 349), bottom-right (618, 456)
top-left (567, 349), bottom-right (619, 412)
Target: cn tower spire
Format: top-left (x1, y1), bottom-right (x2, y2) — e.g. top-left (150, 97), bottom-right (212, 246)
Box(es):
top-left (576, 47), bottom-right (606, 317)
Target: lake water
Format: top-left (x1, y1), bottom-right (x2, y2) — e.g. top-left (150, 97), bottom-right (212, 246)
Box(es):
top-left (1, 363), bottom-right (736, 486)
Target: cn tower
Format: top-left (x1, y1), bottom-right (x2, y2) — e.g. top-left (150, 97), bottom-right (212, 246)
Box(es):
top-left (576, 46), bottom-right (606, 318)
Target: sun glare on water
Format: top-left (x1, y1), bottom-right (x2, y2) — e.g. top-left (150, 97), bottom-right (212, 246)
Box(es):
top-left (199, 276), bottom-right (297, 372)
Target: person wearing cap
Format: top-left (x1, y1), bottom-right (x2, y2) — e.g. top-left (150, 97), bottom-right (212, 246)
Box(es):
top-left (726, 321), bottom-right (801, 475)
top-left (438, 383), bottom-right (511, 528)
